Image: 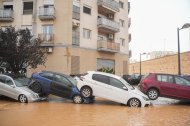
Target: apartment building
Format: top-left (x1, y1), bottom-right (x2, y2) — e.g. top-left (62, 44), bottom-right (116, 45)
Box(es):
top-left (0, 0), bottom-right (131, 76)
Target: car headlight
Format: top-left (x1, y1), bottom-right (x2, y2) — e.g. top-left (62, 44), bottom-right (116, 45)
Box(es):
top-left (30, 93), bottom-right (39, 98)
top-left (142, 96), bottom-right (149, 101)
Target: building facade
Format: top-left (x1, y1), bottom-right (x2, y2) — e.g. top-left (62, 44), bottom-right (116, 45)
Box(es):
top-left (0, 0), bottom-right (131, 76)
top-left (129, 51), bottom-right (190, 75)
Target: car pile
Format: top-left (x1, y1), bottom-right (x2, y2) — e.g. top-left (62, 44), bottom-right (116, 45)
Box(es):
top-left (2, 71), bottom-right (190, 108)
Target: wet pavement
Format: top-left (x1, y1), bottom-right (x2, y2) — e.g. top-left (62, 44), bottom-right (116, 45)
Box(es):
top-left (0, 95), bottom-right (190, 126)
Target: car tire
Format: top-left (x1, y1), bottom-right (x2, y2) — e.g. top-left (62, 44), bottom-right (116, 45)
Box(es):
top-left (147, 88), bottom-right (159, 100)
top-left (128, 98), bottom-right (141, 107)
top-left (73, 95), bottom-right (83, 104)
top-left (80, 86), bottom-right (92, 98)
top-left (30, 82), bottom-right (42, 93)
top-left (19, 94), bottom-right (28, 103)
top-left (0, 68), bottom-right (4, 74)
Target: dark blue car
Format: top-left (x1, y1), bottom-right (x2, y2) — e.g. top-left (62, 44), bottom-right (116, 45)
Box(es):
top-left (28, 71), bottom-right (86, 104)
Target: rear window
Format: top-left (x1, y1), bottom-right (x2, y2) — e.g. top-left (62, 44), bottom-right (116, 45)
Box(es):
top-left (40, 72), bottom-right (54, 80)
top-left (92, 74), bottom-right (109, 84)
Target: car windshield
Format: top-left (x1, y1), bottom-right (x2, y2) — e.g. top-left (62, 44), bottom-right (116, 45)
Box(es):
top-left (67, 77), bottom-right (77, 86)
top-left (13, 77), bottom-right (29, 87)
top-left (119, 77), bottom-right (135, 90)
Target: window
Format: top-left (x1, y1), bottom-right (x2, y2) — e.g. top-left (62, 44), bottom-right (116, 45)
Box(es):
top-left (157, 75), bottom-right (174, 83)
top-left (110, 77), bottom-right (125, 89)
top-left (5, 77), bottom-right (14, 86)
top-left (83, 6), bottom-right (91, 14)
top-left (119, 19), bottom-right (125, 27)
top-left (83, 28), bottom-right (91, 39)
top-left (119, 1), bottom-right (124, 9)
top-left (54, 75), bottom-right (72, 86)
top-left (40, 72), bottom-right (54, 80)
top-left (120, 38), bottom-right (125, 46)
top-left (42, 25), bottom-right (53, 34)
top-left (4, 5), bottom-right (13, 10)
top-left (92, 74), bottom-right (109, 84)
top-left (175, 76), bottom-right (190, 86)
top-left (0, 76), bottom-right (6, 83)
top-left (23, 2), bottom-right (33, 14)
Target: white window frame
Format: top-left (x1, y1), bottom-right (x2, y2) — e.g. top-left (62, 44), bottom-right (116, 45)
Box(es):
top-left (83, 28), bottom-right (91, 39)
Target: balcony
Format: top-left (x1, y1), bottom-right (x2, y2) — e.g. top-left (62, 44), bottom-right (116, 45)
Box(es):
top-left (98, 17), bottom-right (120, 33)
top-left (128, 18), bottom-right (131, 28)
top-left (97, 40), bottom-right (120, 53)
top-left (72, 5), bottom-right (80, 20)
top-left (38, 34), bottom-right (54, 46)
top-left (128, 2), bottom-right (130, 13)
top-left (72, 30), bottom-right (80, 46)
top-left (97, 0), bottom-right (119, 13)
top-left (0, 9), bottom-right (14, 21)
top-left (38, 6), bottom-right (55, 20)
top-left (128, 33), bottom-right (131, 42)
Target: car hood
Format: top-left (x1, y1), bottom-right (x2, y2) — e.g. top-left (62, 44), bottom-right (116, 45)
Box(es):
top-left (131, 88), bottom-right (147, 98)
top-left (19, 86), bottom-right (36, 95)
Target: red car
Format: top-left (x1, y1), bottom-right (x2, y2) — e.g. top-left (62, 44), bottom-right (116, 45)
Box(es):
top-left (139, 73), bottom-right (190, 100)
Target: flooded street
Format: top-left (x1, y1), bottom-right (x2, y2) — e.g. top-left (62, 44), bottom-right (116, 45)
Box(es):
top-left (0, 95), bottom-right (190, 126)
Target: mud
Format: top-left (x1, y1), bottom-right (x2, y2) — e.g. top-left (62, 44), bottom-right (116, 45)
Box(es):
top-left (0, 95), bottom-right (190, 126)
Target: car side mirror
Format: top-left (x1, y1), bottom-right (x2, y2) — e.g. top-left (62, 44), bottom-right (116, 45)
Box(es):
top-left (123, 86), bottom-right (128, 91)
top-left (10, 85), bottom-right (16, 88)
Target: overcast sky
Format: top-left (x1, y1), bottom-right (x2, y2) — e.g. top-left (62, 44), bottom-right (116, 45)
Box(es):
top-left (129, 0), bottom-right (190, 60)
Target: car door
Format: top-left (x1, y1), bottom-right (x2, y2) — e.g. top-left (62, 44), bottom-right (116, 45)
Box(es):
top-left (158, 74), bottom-right (178, 97)
top-left (174, 76), bottom-right (190, 99)
top-left (91, 74), bottom-right (110, 99)
top-left (0, 76), bottom-right (19, 99)
top-left (50, 74), bottom-right (72, 99)
top-left (106, 77), bottom-right (128, 104)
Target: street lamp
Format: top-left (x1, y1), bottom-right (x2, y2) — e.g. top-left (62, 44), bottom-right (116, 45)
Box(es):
top-left (177, 23), bottom-right (190, 75)
top-left (140, 52), bottom-right (146, 76)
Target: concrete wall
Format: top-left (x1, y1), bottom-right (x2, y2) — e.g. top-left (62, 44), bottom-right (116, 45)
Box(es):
top-left (129, 51), bottom-right (190, 75)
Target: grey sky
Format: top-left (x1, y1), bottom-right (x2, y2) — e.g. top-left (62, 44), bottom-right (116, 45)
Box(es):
top-left (129, 0), bottom-right (190, 60)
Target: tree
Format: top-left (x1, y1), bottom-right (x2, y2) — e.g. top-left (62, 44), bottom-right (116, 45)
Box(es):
top-left (0, 26), bottom-right (47, 74)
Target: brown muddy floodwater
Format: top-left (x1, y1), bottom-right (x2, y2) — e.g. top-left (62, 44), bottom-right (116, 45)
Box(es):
top-left (0, 95), bottom-right (190, 126)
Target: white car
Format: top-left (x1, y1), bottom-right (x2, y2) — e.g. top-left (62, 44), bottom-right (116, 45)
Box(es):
top-left (0, 74), bottom-right (41, 103)
top-left (77, 71), bottom-right (151, 107)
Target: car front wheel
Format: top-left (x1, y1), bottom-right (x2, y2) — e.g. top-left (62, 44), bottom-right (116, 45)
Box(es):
top-left (73, 95), bottom-right (83, 104)
top-left (128, 98), bottom-right (141, 107)
top-left (81, 86), bottom-right (92, 98)
top-left (19, 94), bottom-right (28, 103)
top-left (147, 88), bottom-right (159, 100)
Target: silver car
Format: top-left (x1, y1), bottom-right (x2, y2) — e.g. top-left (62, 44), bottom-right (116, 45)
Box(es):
top-left (0, 74), bottom-right (40, 103)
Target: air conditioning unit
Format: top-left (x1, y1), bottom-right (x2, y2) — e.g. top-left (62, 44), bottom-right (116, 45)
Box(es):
top-left (47, 47), bottom-right (53, 53)
top-left (108, 34), bottom-right (114, 39)
top-left (108, 14), bottom-right (114, 19)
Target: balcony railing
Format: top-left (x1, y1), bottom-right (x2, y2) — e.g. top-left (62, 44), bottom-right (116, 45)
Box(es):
top-left (38, 33), bottom-right (54, 46)
top-left (128, 2), bottom-right (130, 13)
top-left (39, 6), bottom-right (55, 20)
top-left (128, 33), bottom-right (131, 42)
top-left (128, 18), bottom-right (131, 28)
top-left (97, 40), bottom-right (120, 53)
top-left (97, 0), bottom-right (119, 13)
top-left (73, 5), bottom-right (80, 20)
top-left (98, 17), bottom-right (120, 33)
top-left (72, 31), bottom-right (80, 46)
top-left (0, 9), bottom-right (14, 21)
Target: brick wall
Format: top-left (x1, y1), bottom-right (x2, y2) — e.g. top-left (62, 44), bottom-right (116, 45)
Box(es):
top-left (129, 51), bottom-right (190, 75)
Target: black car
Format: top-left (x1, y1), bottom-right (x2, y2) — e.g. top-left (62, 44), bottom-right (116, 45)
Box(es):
top-left (123, 74), bottom-right (143, 85)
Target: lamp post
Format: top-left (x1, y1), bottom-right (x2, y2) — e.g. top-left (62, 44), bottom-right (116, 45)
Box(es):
top-left (140, 52), bottom-right (146, 76)
top-left (177, 23), bottom-right (190, 75)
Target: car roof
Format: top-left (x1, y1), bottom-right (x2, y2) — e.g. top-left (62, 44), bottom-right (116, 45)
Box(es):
top-left (87, 71), bottom-right (121, 79)
top-left (41, 70), bottom-right (71, 78)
